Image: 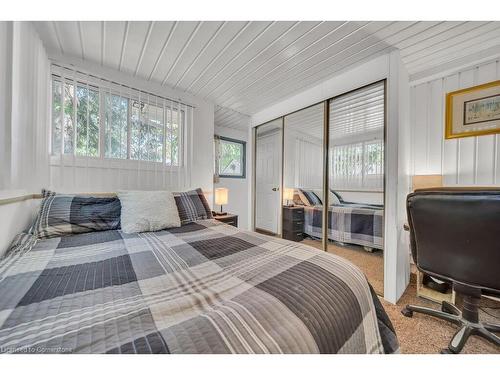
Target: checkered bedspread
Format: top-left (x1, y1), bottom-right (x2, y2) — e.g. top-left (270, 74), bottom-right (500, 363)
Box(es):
top-left (304, 204), bottom-right (384, 249)
top-left (0, 220), bottom-right (397, 354)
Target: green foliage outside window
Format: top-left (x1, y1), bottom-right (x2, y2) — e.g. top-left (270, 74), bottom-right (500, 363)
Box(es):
top-left (52, 78), bottom-right (182, 166)
top-left (105, 94), bottom-right (128, 159)
top-left (76, 85), bottom-right (99, 157)
top-left (218, 138), bottom-right (245, 178)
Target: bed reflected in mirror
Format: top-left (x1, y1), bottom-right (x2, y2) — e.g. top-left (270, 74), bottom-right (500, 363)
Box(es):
top-left (325, 81), bottom-right (386, 296)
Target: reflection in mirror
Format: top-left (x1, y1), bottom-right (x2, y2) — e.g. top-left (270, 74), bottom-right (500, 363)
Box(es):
top-left (283, 103), bottom-right (324, 246)
top-left (255, 119), bottom-right (283, 236)
top-left (328, 81), bottom-right (385, 296)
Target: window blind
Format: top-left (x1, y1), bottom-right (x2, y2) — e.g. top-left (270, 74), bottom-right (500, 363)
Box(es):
top-left (50, 64), bottom-right (195, 191)
top-left (329, 81), bottom-right (385, 146)
top-left (329, 81), bottom-right (385, 191)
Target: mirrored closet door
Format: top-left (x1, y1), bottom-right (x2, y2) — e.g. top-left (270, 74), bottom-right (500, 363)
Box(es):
top-left (253, 81), bottom-right (386, 296)
top-left (328, 81), bottom-right (386, 295)
top-left (254, 119), bottom-right (283, 236)
top-left (283, 103), bottom-right (324, 246)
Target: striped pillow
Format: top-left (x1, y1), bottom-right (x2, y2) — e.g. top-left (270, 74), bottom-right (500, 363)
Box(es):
top-left (173, 188), bottom-right (213, 225)
top-left (330, 190), bottom-right (344, 203)
top-left (299, 189), bottom-right (322, 206)
top-left (31, 189), bottom-right (122, 239)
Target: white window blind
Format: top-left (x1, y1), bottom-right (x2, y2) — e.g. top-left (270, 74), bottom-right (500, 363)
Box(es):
top-left (329, 82), bottom-right (384, 191)
top-left (51, 65), bottom-right (191, 167)
top-left (50, 64), bottom-right (194, 192)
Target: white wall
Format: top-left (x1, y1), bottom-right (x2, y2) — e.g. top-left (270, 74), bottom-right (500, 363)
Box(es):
top-left (250, 52), bottom-right (411, 303)
top-left (0, 21), bottom-right (51, 256)
top-left (411, 58), bottom-right (500, 185)
top-left (214, 126), bottom-right (250, 229)
top-left (0, 199), bottom-right (39, 257)
top-left (283, 130), bottom-right (323, 190)
top-left (1, 21), bottom-right (50, 193)
top-left (0, 22), bottom-right (12, 190)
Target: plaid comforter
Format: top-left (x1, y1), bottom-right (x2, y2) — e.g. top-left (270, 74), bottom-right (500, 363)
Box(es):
top-left (304, 204), bottom-right (384, 249)
top-left (0, 220), bottom-right (397, 354)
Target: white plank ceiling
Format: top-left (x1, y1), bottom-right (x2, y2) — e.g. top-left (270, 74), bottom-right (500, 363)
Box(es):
top-left (215, 106), bottom-right (250, 131)
top-left (34, 21), bottom-right (500, 128)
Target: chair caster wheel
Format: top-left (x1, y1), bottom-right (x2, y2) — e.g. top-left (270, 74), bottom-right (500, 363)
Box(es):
top-left (401, 307), bottom-right (413, 317)
top-left (440, 348), bottom-right (454, 354)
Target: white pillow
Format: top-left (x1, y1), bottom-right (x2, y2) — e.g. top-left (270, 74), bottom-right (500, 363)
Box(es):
top-left (118, 191), bottom-right (181, 234)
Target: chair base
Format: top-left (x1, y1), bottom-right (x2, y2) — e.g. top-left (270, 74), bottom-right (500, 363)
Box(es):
top-left (401, 302), bottom-right (500, 353)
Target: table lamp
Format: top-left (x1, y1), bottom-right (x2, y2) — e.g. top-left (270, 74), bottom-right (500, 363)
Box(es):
top-left (215, 188), bottom-right (228, 215)
top-left (283, 188), bottom-right (294, 207)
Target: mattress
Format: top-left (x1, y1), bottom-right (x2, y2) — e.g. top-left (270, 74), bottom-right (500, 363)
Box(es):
top-left (303, 203), bottom-right (384, 249)
top-left (0, 220), bottom-right (397, 353)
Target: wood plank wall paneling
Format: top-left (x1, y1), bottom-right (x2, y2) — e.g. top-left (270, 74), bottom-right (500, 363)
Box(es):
top-left (410, 59), bottom-right (500, 185)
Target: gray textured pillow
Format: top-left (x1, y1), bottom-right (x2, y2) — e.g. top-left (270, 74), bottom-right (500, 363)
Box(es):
top-left (31, 189), bottom-right (121, 239)
top-left (118, 191), bottom-right (180, 234)
top-left (173, 188), bottom-right (213, 224)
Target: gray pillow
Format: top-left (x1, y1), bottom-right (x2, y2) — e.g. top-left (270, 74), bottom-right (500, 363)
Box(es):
top-left (173, 188), bottom-right (213, 224)
top-left (31, 189), bottom-right (121, 239)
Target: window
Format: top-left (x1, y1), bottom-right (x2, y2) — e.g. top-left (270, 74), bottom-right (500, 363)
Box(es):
top-left (165, 108), bottom-right (182, 166)
top-left (76, 85), bottom-right (100, 157)
top-left (130, 101), bottom-right (164, 162)
top-left (330, 140), bottom-right (384, 190)
top-left (329, 81), bottom-right (385, 191)
top-left (51, 74), bottom-right (185, 166)
top-left (52, 80), bottom-right (100, 156)
top-left (104, 94), bottom-right (128, 159)
top-left (216, 136), bottom-right (246, 178)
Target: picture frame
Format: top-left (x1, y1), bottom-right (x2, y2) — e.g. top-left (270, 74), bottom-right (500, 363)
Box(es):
top-left (445, 80), bottom-right (500, 139)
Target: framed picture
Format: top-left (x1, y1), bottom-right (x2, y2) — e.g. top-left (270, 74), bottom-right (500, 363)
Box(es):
top-left (445, 80), bottom-right (500, 139)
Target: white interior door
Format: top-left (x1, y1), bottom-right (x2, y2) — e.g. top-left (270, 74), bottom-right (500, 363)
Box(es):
top-left (255, 125), bottom-right (281, 234)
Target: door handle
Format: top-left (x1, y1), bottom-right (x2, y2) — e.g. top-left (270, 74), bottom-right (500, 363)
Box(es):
top-left (272, 187), bottom-right (279, 191)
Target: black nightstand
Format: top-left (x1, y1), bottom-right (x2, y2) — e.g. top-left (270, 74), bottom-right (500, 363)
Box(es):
top-left (213, 213), bottom-right (238, 227)
top-left (282, 206), bottom-right (304, 242)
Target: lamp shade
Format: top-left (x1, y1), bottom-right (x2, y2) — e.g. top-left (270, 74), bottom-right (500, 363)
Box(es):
top-left (283, 188), bottom-right (294, 201)
top-left (215, 188), bottom-right (228, 206)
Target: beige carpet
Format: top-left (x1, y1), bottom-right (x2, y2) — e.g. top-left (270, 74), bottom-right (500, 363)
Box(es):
top-left (381, 278), bottom-right (500, 354)
top-left (302, 239), bottom-right (384, 295)
top-left (301, 238), bottom-right (499, 353)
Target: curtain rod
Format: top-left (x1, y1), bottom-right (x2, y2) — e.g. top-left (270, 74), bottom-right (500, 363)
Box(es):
top-left (51, 63), bottom-right (196, 109)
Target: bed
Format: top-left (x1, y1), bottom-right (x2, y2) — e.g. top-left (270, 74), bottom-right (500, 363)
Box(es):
top-left (297, 189), bottom-right (384, 250)
top-left (303, 203), bottom-right (384, 250)
top-left (0, 219), bottom-right (397, 354)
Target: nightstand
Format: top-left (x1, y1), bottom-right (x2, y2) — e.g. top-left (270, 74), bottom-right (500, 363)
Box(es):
top-left (213, 213), bottom-right (238, 227)
top-left (282, 206), bottom-right (304, 242)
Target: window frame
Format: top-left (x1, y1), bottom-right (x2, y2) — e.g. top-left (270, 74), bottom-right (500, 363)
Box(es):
top-left (50, 76), bottom-right (185, 168)
top-left (217, 136), bottom-right (246, 179)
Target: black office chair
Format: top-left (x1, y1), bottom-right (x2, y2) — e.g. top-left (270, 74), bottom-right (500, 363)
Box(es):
top-left (402, 188), bottom-right (500, 354)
